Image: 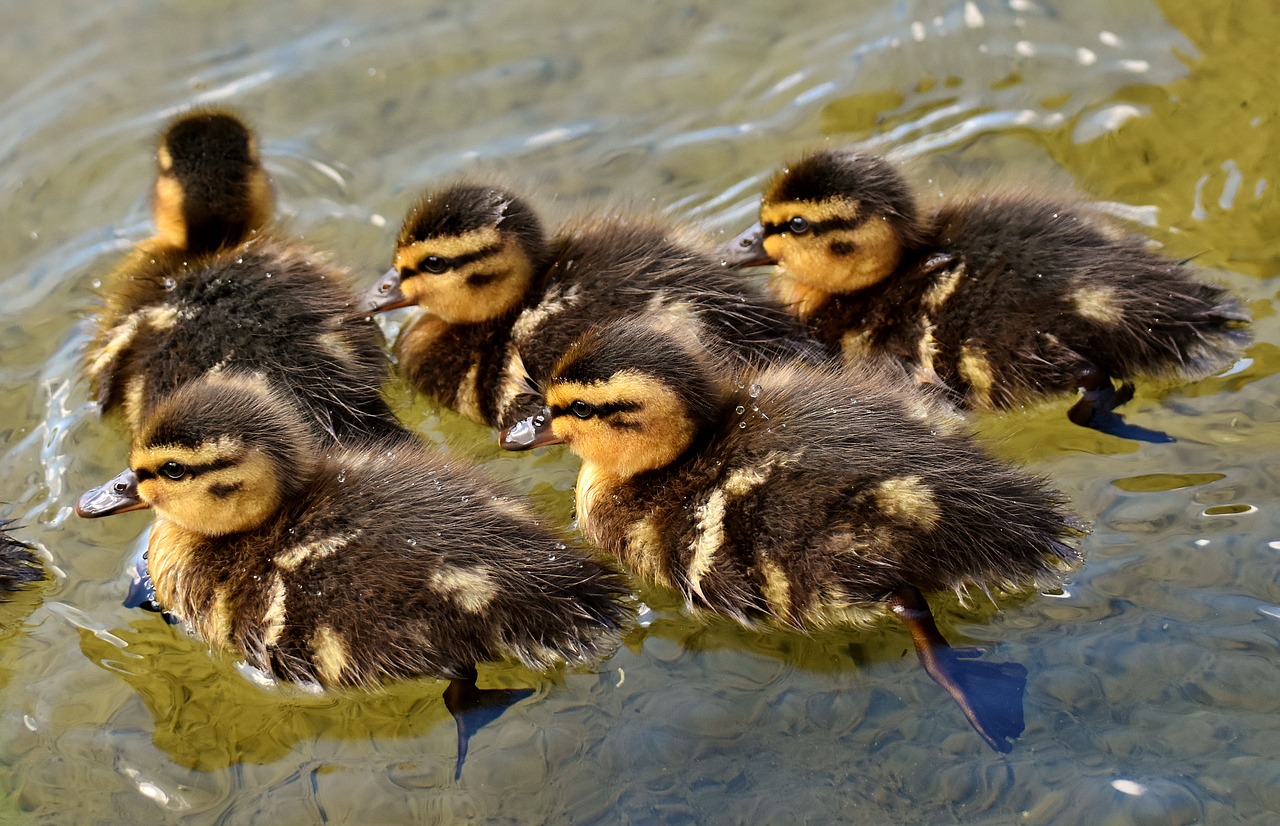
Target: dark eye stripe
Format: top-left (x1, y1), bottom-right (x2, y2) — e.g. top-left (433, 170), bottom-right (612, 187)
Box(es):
top-left (404, 242), bottom-right (505, 276)
top-left (136, 456), bottom-right (236, 481)
top-left (762, 216), bottom-right (862, 237)
top-left (550, 400), bottom-right (641, 418)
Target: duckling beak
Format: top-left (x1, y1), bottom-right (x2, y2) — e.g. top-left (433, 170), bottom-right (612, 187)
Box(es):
top-left (365, 268), bottom-right (413, 313)
top-left (498, 408), bottom-right (564, 451)
top-left (75, 469), bottom-right (150, 518)
top-left (722, 223), bottom-right (774, 268)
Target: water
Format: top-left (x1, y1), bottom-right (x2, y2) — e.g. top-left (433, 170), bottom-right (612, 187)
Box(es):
top-left (2, 0), bottom-right (1278, 822)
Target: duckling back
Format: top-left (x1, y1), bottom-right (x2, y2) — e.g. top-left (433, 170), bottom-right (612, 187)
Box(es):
top-left (90, 238), bottom-right (403, 444)
top-left (152, 109), bottom-right (273, 255)
top-left (225, 445), bottom-right (631, 686)
top-left (499, 218), bottom-right (825, 426)
top-left (916, 194), bottom-right (1249, 404)
top-left (597, 359), bottom-right (1077, 626)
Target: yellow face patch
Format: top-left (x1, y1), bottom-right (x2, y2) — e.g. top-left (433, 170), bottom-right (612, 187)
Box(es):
top-left (395, 227), bottom-right (502, 268)
top-left (765, 217), bottom-right (902, 296)
top-left (546, 371), bottom-right (696, 479)
top-left (245, 167), bottom-right (273, 233)
top-left (395, 229), bottom-right (533, 324)
top-left (133, 443), bottom-right (281, 537)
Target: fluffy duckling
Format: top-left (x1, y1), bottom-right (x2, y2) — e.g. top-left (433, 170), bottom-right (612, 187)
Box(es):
top-left (726, 149), bottom-right (1250, 432)
top-left (366, 184), bottom-right (824, 429)
top-left (501, 314), bottom-right (1081, 752)
top-left (0, 521), bottom-right (43, 596)
top-left (85, 111), bottom-right (403, 444)
top-left (76, 371), bottom-right (631, 777)
top-left (93, 109), bottom-right (274, 350)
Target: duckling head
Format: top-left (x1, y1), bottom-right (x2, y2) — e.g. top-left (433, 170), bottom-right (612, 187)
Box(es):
top-left (152, 109), bottom-right (274, 254)
top-left (366, 184), bottom-right (547, 322)
top-left (77, 372), bottom-right (316, 536)
top-left (501, 315), bottom-right (724, 479)
top-left (726, 150), bottom-right (920, 294)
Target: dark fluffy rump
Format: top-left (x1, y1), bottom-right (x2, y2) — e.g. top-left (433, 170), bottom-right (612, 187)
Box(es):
top-left (931, 196), bottom-right (1250, 385)
top-left (558, 219), bottom-right (829, 367)
top-left (0, 522), bottom-right (42, 594)
top-left (745, 362), bottom-right (1080, 603)
top-left (111, 238), bottom-right (405, 443)
top-left (223, 446), bottom-right (631, 689)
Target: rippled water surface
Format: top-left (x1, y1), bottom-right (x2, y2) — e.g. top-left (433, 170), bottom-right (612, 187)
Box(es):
top-left (2, 1), bottom-right (1278, 823)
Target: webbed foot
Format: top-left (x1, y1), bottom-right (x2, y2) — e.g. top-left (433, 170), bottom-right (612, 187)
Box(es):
top-left (1068, 370), bottom-right (1173, 443)
top-left (890, 588), bottom-right (1027, 753)
top-left (442, 671), bottom-right (535, 780)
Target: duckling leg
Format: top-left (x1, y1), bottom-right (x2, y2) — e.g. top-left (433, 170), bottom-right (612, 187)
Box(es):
top-left (1067, 365), bottom-right (1132, 427)
top-left (442, 666), bottom-right (535, 780)
top-left (888, 587), bottom-right (1026, 753)
top-left (1068, 366), bottom-right (1173, 443)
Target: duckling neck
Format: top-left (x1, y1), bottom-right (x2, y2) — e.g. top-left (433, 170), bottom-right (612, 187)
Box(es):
top-left (148, 517), bottom-right (274, 645)
top-left (399, 310), bottom-right (521, 426)
top-left (770, 273), bottom-right (834, 322)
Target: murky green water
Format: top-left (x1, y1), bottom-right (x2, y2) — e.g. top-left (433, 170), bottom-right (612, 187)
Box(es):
top-left (2, 0), bottom-right (1277, 822)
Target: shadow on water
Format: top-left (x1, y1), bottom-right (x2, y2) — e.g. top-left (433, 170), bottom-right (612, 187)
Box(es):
top-left (76, 620), bottom-right (551, 775)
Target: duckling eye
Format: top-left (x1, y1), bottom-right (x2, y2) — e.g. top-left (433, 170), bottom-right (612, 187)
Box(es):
top-left (422, 255), bottom-right (450, 274)
top-left (788, 217), bottom-right (811, 234)
top-left (159, 461), bottom-right (187, 481)
top-left (570, 400), bottom-right (595, 419)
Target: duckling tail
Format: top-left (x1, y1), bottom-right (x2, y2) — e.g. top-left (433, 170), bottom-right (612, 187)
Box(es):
top-left (889, 587), bottom-right (1027, 753)
top-left (442, 669), bottom-right (535, 781)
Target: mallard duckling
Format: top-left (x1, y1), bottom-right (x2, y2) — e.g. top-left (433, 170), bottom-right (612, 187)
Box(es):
top-left (76, 371), bottom-right (631, 777)
top-left (82, 114), bottom-right (403, 444)
top-left (92, 109), bottom-right (274, 354)
top-left (726, 149), bottom-right (1250, 432)
top-left (500, 314), bottom-right (1081, 752)
top-left (0, 520), bottom-right (42, 596)
top-left (365, 184), bottom-right (824, 429)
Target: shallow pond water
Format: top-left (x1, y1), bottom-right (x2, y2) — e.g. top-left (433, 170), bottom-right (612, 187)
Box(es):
top-left (2, 0), bottom-right (1278, 823)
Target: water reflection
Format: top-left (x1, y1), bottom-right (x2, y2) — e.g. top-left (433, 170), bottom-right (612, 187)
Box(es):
top-left (0, 0), bottom-right (1277, 822)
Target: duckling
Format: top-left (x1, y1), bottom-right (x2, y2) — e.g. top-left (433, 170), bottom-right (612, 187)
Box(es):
top-left (85, 111), bottom-right (404, 445)
top-left (500, 314), bottom-right (1081, 752)
top-left (75, 371), bottom-right (631, 778)
top-left (92, 109), bottom-right (274, 356)
top-left (365, 184), bottom-right (824, 430)
top-left (726, 149), bottom-right (1250, 432)
top-left (0, 520), bottom-right (43, 596)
